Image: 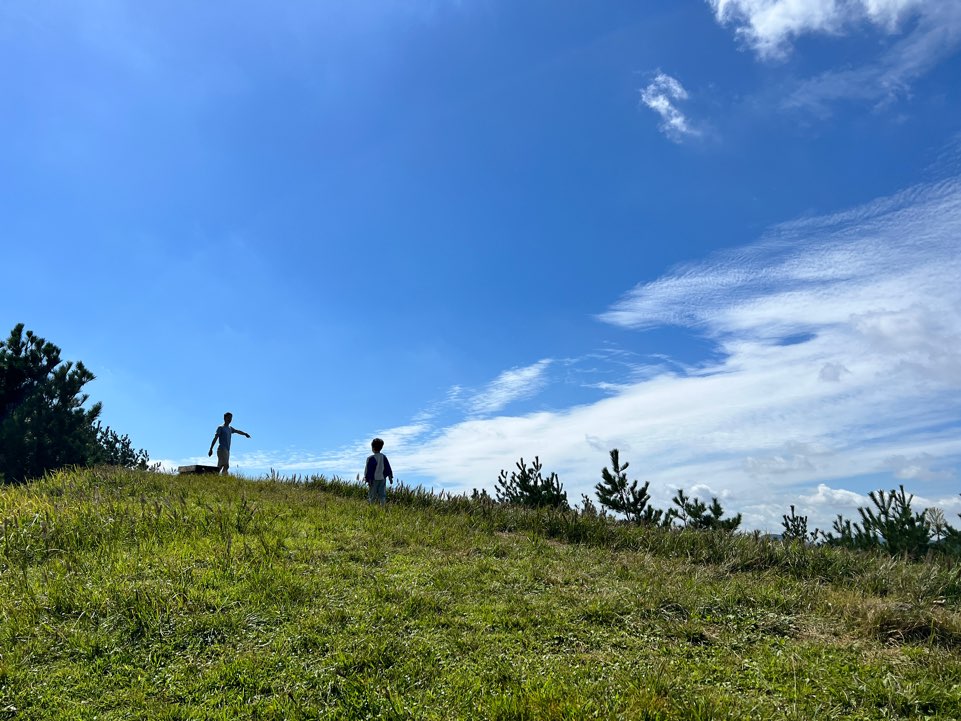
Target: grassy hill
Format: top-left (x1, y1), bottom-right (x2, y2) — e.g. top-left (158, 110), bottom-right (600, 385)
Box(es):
top-left (1, 468), bottom-right (960, 720)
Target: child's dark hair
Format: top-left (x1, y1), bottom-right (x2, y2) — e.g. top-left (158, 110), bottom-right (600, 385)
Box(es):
top-left (224, 412), bottom-right (232, 421)
top-left (371, 437), bottom-right (384, 452)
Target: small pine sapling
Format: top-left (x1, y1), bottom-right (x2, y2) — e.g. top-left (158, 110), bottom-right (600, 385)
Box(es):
top-left (857, 485), bottom-right (931, 558)
top-left (594, 449), bottom-right (660, 524)
top-left (781, 505), bottom-right (813, 543)
top-left (671, 488), bottom-right (741, 531)
top-left (495, 456), bottom-right (569, 510)
top-left (579, 494), bottom-right (603, 518)
top-left (926, 508), bottom-right (947, 543)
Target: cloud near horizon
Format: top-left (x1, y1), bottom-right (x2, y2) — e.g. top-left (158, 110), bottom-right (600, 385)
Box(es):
top-left (397, 173), bottom-right (961, 530)
top-left (179, 172), bottom-right (961, 533)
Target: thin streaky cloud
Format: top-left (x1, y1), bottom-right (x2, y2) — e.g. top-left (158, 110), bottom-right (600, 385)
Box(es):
top-left (882, 453), bottom-right (955, 482)
top-left (640, 73), bottom-right (700, 143)
top-left (170, 171), bottom-right (961, 532)
top-left (600, 176), bottom-right (961, 337)
top-left (783, 3), bottom-right (961, 114)
top-left (389, 174), bottom-right (961, 531)
top-left (227, 421), bottom-right (436, 478)
top-left (468, 360), bottom-right (553, 416)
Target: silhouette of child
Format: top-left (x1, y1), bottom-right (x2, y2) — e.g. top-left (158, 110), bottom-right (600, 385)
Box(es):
top-left (208, 412), bottom-right (250, 475)
top-left (364, 437), bottom-right (393, 504)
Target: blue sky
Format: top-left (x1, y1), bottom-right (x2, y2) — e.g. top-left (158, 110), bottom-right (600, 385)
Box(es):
top-left (3, 0), bottom-right (961, 531)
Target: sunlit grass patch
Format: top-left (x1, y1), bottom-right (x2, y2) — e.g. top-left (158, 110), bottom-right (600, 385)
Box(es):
top-left (2, 467), bottom-right (961, 719)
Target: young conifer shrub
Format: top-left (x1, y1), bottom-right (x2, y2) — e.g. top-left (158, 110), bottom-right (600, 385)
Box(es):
top-left (821, 486), bottom-right (937, 558)
top-left (494, 456), bottom-right (569, 510)
top-left (781, 505), bottom-right (813, 543)
top-left (594, 449), bottom-right (664, 525)
top-left (670, 489), bottom-right (741, 531)
top-left (857, 486), bottom-right (931, 557)
top-left (0, 324), bottom-right (150, 483)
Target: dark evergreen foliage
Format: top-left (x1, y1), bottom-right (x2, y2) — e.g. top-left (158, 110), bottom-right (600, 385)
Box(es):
top-left (579, 493), bottom-right (603, 518)
top-left (781, 505), bottom-right (815, 543)
top-left (0, 324), bottom-right (149, 483)
top-left (858, 486), bottom-right (931, 557)
top-left (670, 489), bottom-right (742, 531)
top-left (594, 449), bottom-right (663, 525)
top-left (495, 456), bottom-right (569, 510)
top-left (821, 485), bottom-right (932, 557)
top-left (470, 487), bottom-right (494, 504)
top-left (91, 423), bottom-right (150, 470)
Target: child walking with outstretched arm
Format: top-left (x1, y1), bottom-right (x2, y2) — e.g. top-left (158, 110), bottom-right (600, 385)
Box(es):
top-left (364, 437), bottom-right (393, 505)
top-left (208, 412), bottom-right (251, 475)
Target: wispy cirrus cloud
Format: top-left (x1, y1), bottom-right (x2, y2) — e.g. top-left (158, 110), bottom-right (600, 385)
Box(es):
top-left (784, 3), bottom-right (961, 113)
top-left (204, 169), bottom-right (961, 530)
top-left (640, 73), bottom-right (700, 143)
top-left (707, 1), bottom-right (961, 112)
top-left (211, 421), bottom-right (436, 480)
top-left (183, 172), bottom-right (961, 532)
top-left (467, 360), bottom-right (553, 416)
top-left (391, 172), bottom-right (961, 531)
top-left (600, 176), bottom-right (961, 340)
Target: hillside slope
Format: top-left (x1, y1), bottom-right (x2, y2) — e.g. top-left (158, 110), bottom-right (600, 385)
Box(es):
top-left (1, 468), bottom-right (960, 720)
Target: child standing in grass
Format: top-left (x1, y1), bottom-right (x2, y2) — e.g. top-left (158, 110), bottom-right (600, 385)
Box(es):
top-left (364, 437), bottom-right (394, 505)
top-left (208, 412), bottom-right (251, 475)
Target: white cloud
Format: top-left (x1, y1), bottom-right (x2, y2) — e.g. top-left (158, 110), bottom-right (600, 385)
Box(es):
top-left (467, 360), bottom-right (553, 416)
top-left (706, 1), bottom-right (961, 112)
top-left (640, 73), bottom-right (700, 142)
top-left (149, 458), bottom-right (185, 474)
top-left (708, 0), bottom-right (930, 59)
top-left (387, 173), bottom-right (961, 531)
top-left (744, 441), bottom-right (834, 475)
top-left (818, 362), bottom-right (849, 382)
top-left (194, 173), bottom-right (961, 532)
top-left (600, 176), bottom-right (961, 340)
top-left (881, 453), bottom-right (955, 482)
top-left (783, 2), bottom-right (961, 113)
top-left (803, 483), bottom-right (867, 506)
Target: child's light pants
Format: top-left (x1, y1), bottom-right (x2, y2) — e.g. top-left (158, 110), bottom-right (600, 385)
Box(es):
top-left (368, 478), bottom-right (387, 504)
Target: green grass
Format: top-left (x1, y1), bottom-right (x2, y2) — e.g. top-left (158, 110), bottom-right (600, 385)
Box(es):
top-left (1, 467), bottom-right (960, 719)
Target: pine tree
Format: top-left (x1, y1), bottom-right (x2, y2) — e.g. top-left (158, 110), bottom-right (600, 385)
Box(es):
top-left (91, 423), bottom-right (150, 469)
top-left (857, 486), bottom-right (931, 557)
top-left (819, 514), bottom-right (874, 550)
top-left (0, 324), bottom-right (149, 483)
top-left (820, 487), bottom-right (931, 556)
top-left (579, 494), bottom-right (603, 518)
top-left (594, 449), bottom-right (661, 524)
top-left (494, 456), bottom-right (569, 510)
top-left (670, 488), bottom-right (741, 531)
top-left (926, 508), bottom-right (947, 543)
top-left (781, 505), bottom-right (811, 543)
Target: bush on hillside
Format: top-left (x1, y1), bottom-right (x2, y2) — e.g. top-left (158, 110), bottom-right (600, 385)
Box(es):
top-left (495, 456), bottom-right (569, 510)
top-left (670, 489), bottom-right (742, 532)
top-left (821, 485), bottom-right (933, 558)
top-left (594, 448), bottom-right (665, 525)
top-left (781, 505), bottom-right (818, 543)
